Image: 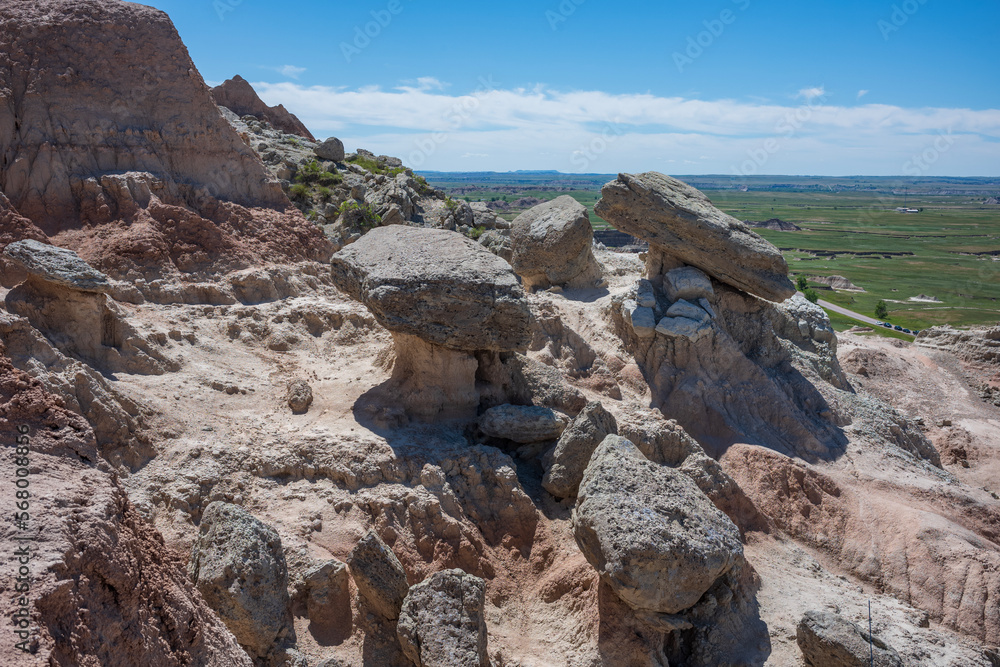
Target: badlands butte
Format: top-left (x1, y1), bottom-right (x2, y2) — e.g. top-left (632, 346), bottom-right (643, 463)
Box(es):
top-left (1, 2), bottom-right (1000, 666)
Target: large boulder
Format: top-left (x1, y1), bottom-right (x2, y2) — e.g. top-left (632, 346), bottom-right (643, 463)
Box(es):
top-left (595, 172), bottom-right (795, 302)
top-left (573, 435), bottom-right (743, 614)
top-left (542, 401), bottom-right (618, 499)
top-left (348, 530), bottom-right (410, 620)
top-left (315, 137), bottom-right (346, 162)
top-left (331, 226), bottom-right (531, 352)
top-left (396, 569), bottom-right (489, 667)
top-left (211, 74), bottom-right (315, 140)
top-left (796, 610), bottom-right (903, 667)
top-left (510, 195), bottom-right (603, 291)
top-left (189, 502), bottom-right (293, 661)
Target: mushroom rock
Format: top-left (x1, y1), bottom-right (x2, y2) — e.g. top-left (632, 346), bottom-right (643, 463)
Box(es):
top-left (595, 172), bottom-right (795, 302)
top-left (3, 240), bottom-right (175, 375)
top-left (331, 226), bottom-right (531, 421)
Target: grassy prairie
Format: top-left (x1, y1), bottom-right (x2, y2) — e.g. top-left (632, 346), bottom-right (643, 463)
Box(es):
top-left (706, 190), bottom-right (1000, 329)
top-left (423, 173), bottom-right (1000, 329)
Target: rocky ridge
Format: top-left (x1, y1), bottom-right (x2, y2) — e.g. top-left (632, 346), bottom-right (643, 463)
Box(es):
top-left (1, 2), bottom-right (1000, 666)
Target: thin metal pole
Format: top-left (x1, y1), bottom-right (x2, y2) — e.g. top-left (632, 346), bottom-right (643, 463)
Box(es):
top-left (869, 599), bottom-right (874, 666)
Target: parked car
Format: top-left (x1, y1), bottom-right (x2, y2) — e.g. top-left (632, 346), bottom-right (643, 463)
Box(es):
top-left (913, 330), bottom-right (921, 335)
top-left (876, 321), bottom-right (884, 326)
top-left (883, 323), bottom-right (893, 328)
top-left (903, 329), bottom-right (912, 334)
top-left (894, 325), bottom-right (903, 331)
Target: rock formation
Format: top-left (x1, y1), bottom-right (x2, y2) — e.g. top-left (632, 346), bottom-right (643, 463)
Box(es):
top-left (189, 502), bottom-right (294, 662)
top-left (595, 172), bottom-right (795, 302)
top-left (796, 610), bottom-right (903, 667)
top-left (0, 0), bottom-right (330, 282)
top-left (573, 435), bottom-right (744, 614)
top-left (542, 401), bottom-right (618, 499)
top-left (331, 225), bottom-right (531, 420)
top-left (917, 324), bottom-right (1000, 366)
top-left (211, 75), bottom-right (315, 141)
top-left (348, 530), bottom-right (411, 620)
top-left (510, 195), bottom-right (604, 292)
top-left (3, 240), bottom-right (175, 375)
top-left (478, 404), bottom-right (569, 443)
top-left (808, 274), bottom-right (866, 292)
top-left (396, 569), bottom-right (489, 667)
top-left (297, 559), bottom-right (351, 638)
top-left (0, 346), bottom-right (251, 665)
top-left (591, 173), bottom-right (859, 459)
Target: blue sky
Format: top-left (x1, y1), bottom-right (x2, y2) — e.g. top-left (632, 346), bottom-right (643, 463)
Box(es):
top-left (151, 0), bottom-right (999, 175)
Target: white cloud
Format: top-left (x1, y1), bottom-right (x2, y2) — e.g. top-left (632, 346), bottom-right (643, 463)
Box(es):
top-left (797, 86), bottom-right (827, 101)
top-left (252, 81), bottom-right (1000, 175)
top-left (398, 77), bottom-right (449, 92)
top-left (857, 89), bottom-right (870, 100)
top-left (263, 65), bottom-right (306, 80)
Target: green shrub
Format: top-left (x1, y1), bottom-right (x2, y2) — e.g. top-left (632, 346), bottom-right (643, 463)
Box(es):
top-left (803, 288), bottom-right (819, 304)
top-left (444, 196), bottom-right (458, 212)
top-left (875, 300), bottom-right (889, 319)
top-left (295, 159), bottom-right (323, 184)
top-left (796, 275), bottom-right (809, 291)
top-left (317, 171), bottom-right (342, 187)
top-left (288, 183), bottom-right (309, 200)
top-left (337, 200), bottom-right (382, 230)
top-left (346, 154), bottom-right (384, 174)
top-left (466, 226), bottom-right (485, 240)
top-left (317, 186), bottom-right (333, 202)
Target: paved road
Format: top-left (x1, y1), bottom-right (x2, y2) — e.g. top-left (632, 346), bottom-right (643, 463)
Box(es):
top-left (814, 297), bottom-right (916, 338)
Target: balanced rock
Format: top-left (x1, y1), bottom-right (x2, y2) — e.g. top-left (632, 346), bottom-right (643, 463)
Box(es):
top-left (510, 195), bottom-right (603, 291)
top-left (3, 240), bottom-right (111, 292)
top-left (331, 226), bottom-right (530, 351)
top-left (348, 530), bottom-right (410, 620)
top-left (3, 240), bottom-right (174, 375)
top-left (479, 404), bottom-right (570, 443)
top-left (595, 173), bottom-right (795, 302)
top-left (543, 402), bottom-right (619, 499)
top-left (211, 74), bottom-right (315, 140)
top-left (397, 569), bottom-right (489, 667)
top-left (796, 610), bottom-right (903, 667)
top-left (189, 502), bottom-right (293, 661)
top-left (331, 226), bottom-right (532, 420)
top-left (573, 435), bottom-right (743, 614)
top-left (315, 137), bottom-right (346, 162)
